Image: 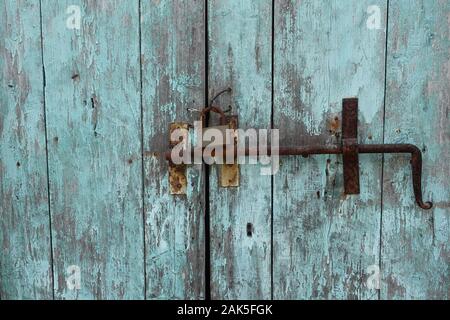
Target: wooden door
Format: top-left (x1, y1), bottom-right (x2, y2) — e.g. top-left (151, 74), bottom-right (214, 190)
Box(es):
top-left (1, 0), bottom-right (448, 300)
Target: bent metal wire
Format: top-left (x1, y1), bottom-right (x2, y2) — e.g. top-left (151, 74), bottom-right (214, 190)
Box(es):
top-left (166, 97), bottom-right (432, 210)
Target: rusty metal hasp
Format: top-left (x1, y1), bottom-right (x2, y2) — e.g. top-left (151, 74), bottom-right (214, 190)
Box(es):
top-left (168, 88), bottom-right (239, 194)
top-left (166, 98), bottom-right (432, 210)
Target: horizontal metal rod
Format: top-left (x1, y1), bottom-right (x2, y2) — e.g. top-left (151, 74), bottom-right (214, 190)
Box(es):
top-left (165, 143), bottom-right (432, 210)
top-left (164, 143), bottom-right (422, 159)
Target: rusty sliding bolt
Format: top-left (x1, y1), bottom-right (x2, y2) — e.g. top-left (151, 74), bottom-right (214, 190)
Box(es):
top-left (166, 98), bottom-right (432, 210)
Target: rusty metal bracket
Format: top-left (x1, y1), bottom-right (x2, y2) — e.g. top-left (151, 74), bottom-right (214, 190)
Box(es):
top-left (342, 98), bottom-right (360, 194)
top-left (220, 115), bottom-right (239, 187)
top-left (168, 123), bottom-right (189, 195)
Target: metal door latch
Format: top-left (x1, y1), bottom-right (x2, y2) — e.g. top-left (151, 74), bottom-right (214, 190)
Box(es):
top-left (166, 97), bottom-right (432, 210)
top-left (168, 88), bottom-right (239, 195)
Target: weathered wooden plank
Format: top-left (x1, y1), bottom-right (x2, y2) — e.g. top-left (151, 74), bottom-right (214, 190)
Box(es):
top-left (0, 0), bottom-right (53, 299)
top-left (208, 0), bottom-right (272, 299)
top-left (273, 0), bottom-right (387, 299)
top-left (141, 0), bottom-right (205, 299)
top-left (381, 0), bottom-right (450, 300)
top-left (41, 0), bottom-right (144, 299)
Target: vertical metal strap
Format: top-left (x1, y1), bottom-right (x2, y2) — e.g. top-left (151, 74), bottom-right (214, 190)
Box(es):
top-left (220, 115), bottom-right (240, 187)
top-left (342, 98), bottom-right (360, 194)
top-left (169, 123), bottom-right (189, 195)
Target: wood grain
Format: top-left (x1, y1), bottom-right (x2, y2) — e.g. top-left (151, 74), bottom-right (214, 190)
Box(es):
top-left (381, 0), bottom-right (450, 299)
top-left (273, 0), bottom-right (387, 299)
top-left (1, 0), bottom-right (449, 300)
top-left (141, 0), bottom-right (206, 299)
top-left (41, 0), bottom-right (144, 299)
top-left (208, 0), bottom-right (273, 299)
top-left (0, 0), bottom-right (53, 299)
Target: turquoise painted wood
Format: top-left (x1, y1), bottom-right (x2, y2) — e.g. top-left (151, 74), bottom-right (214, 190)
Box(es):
top-left (41, 0), bottom-right (144, 299)
top-left (382, 0), bottom-right (450, 299)
top-left (208, 0), bottom-right (272, 299)
top-left (273, 0), bottom-right (387, 299)
top-left (141, 0), bottom-right (206, 300)
top-left (1, 0), bottom-right (449, 300)
top-left (0, 0), bottom-right (53, 299)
